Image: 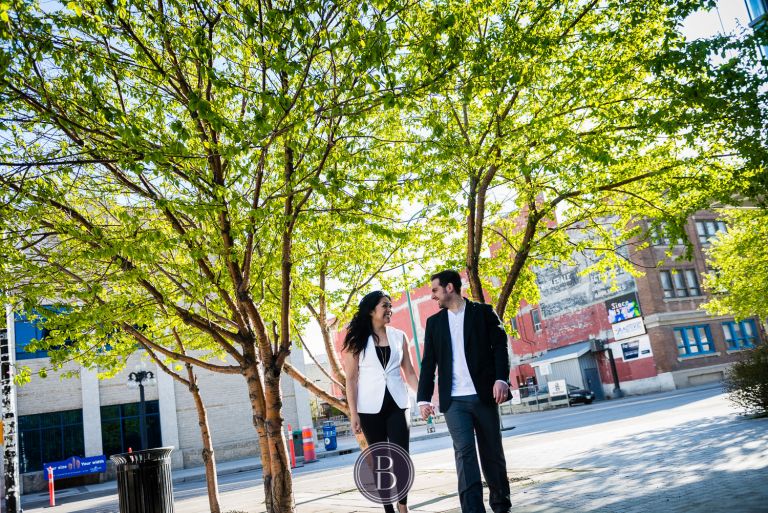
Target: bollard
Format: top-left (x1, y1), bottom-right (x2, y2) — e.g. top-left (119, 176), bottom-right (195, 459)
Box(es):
top-left (287, 423), bottom-right (296, 468)
top-left (47, 466), bottom-right (55, 507)
top-left (301, 426), bottom-right (317, 462)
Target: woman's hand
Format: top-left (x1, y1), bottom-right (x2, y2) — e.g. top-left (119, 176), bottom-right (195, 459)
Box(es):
top-left (350, 412), bottom-right (362, 435)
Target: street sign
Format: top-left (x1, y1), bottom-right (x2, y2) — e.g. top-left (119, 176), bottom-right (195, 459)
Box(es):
top-left (540, 363), bottom-right (552, 376)
top-left (43, 455), bottom-right (107, 480)
top-left (510, 389), bottom-right (521, 405)
top-left (548, 379), bottom-right (567, 397)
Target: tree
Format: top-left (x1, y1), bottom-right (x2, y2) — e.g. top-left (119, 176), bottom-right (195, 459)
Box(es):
top-left (402, 0), bottom-right (767, 320)
top-left (702, 208), bottom-right (768, 320)
top-left (0, 0), bottom-right (449, 510)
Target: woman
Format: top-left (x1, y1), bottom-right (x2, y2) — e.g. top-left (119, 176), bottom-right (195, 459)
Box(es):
top-left (343, 290), bottom-right (420, 513)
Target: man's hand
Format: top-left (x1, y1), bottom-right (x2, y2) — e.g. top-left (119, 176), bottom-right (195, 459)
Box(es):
top-left (493, 380), bottom-right (510, 404)
top-left (419, 403), bottom-right (435, 420)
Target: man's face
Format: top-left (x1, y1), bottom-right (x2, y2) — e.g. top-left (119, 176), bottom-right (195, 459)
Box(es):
top-left (431, 278), bottom-right (452, 308)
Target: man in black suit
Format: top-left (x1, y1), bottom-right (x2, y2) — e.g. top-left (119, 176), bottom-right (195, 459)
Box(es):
top-left (417, 270), bottom-right (511, 513)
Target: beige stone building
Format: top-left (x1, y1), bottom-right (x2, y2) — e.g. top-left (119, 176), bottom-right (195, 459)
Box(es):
top-left (6, 313), bottom-right (313, 493)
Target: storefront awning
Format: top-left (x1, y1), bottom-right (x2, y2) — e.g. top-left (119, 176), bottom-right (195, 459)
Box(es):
top-left (529, 341), bottom-right (592, 367)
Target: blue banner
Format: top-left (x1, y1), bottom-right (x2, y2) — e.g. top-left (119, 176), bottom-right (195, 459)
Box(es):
top-left (43, 455), bottom-right (107, 480)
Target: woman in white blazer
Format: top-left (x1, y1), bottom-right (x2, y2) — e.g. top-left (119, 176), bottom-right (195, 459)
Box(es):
top-left (343, 290), bottom-right (419, 513)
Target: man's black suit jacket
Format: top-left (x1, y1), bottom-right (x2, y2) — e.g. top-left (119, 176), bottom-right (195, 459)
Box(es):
top-left (417, 299), bottom-right (510, 412)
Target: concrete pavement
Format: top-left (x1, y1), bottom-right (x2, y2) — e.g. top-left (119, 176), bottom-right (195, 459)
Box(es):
top-left (21, 385), bottom-right (768, 513)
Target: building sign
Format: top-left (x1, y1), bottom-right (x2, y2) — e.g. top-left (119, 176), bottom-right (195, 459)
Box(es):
top-left (605, 292), bottom-right (641, 324)
top-left (548, 379), bottom-right (567, 397)
top-left (539, 362), bottom-right (552, 376)
top-left (621, 340), bottom-right (640, 360)
top-left (611, 317), bottom-right (646, 341)
top-left (608, 335), bottom-right (653, 361)
top-left (43, 455), bottom-right (106, 480)
top-left (510, 389), bottom-right (522, 405)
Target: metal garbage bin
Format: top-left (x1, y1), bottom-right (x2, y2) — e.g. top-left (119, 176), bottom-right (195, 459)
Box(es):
top-left (323, 421), bottom-right (337, 451)
top-left (111, 447), bottom-right (175, 513)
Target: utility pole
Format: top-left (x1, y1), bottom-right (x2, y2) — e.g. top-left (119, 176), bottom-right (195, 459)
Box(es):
top-left (401, 264), bottom-right (421, 367)
top-left (2, 306), bottom-right (21, 513)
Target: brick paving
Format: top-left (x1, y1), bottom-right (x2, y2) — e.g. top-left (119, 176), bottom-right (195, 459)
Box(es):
top-left (21, 388), bottom-right (768, 513)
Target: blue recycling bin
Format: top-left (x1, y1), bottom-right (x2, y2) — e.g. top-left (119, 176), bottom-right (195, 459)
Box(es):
top-left (322, 421), bottom-right (337, 451)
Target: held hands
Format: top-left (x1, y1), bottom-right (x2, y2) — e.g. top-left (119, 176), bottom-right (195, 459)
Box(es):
top-left (419, 403), bottom-right (435, 420)
top-left (493, 381), bottom-right (510, 404)
top-left (351, 413), bottom-right (362, 435)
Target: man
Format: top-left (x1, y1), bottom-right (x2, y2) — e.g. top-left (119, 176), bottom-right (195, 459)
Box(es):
top-left (417, 270), bottom-right (511, 513)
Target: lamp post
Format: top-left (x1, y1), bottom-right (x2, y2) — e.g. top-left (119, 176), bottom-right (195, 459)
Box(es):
top-left (127, 363), bottom-right (156, 450)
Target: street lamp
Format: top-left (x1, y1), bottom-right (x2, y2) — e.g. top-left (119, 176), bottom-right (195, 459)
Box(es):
top-left (127, 362), bottom-right (156, 450)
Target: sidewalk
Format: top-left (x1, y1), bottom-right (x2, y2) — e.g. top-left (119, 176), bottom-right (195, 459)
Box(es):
top-left (22, 384), bottom-right (730, 510)
top-left (21, 415), bottom-right (456, 505)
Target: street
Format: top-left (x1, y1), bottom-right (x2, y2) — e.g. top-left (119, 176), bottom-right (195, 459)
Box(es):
top-left (22, 385), bottom-right (768, 512)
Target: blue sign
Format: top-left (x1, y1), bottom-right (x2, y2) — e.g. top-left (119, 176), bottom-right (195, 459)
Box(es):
top-left (43, 455), bottom-right (107, 480)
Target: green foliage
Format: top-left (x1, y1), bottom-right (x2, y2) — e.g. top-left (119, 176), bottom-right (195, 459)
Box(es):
top-left (703, 209), bottom-right (768, 319)
top-left (724, 342), bottom-right (768, 417)
top-left (400, 0), bottom-right (767, 318)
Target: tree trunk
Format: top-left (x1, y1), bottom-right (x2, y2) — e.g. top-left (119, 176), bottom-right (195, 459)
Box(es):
top-left (243, 357), bottom-right (276, 513)
top-left (264, 368), bottom-right (294, 513)
top-left (186, 365), bottom-right (222, 513)
top-left (466, 174), bottom-right (485, 302)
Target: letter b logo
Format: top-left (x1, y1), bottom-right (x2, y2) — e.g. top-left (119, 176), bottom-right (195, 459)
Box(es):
top-left (354, 442), bottom-right (414, 504)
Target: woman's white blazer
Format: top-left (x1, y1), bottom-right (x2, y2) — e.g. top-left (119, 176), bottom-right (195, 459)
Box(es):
top-left (356, 326), bottom-right (410, 414)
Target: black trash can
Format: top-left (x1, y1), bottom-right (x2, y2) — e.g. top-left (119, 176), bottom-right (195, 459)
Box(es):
top-left (111, 447), bottom-right (175, 513)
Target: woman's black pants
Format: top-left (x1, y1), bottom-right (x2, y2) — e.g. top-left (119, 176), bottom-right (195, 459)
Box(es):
top-left (358, 387), bottom-right (410, 513)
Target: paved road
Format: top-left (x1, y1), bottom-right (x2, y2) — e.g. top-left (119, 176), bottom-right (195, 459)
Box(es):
top-left (22, 385), bottom-right (768, 512)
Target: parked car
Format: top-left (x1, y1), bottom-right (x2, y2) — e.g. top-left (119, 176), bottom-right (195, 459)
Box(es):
top-left (527, 383), bottom-right (595, 405)
top-left (565, 384), bottom-right (595, 405)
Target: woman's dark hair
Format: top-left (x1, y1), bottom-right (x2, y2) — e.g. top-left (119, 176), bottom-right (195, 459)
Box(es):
top-left (342, 290), bottom-right (390, 356)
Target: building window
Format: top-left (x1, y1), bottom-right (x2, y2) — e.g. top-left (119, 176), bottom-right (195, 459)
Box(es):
top-left (746, 0), bottom-right (767, 22)
top-left (651, 222), bottom-right (685, 246)
top-left (695, 220), bottom-right (727, 245)
top-left (14, 314), bottom-right (50, 360)
top-left (510, 317), bottom-right (518, 332)
top-left (674, 325), bottom-right (714, 356)
top-left (531, 309), bottom-right (542, 332)
top-left (722, 319), bottom-right (758, 350)
top-left (659, 269), bottom-right (701, 298)
top-left (101, 401), bottom-right (162, 456)
top-left (18, 409), bottom-right (84, 473)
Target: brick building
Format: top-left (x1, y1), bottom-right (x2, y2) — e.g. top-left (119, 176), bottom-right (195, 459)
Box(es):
top-left (509, 212), bottom-right (764, 397)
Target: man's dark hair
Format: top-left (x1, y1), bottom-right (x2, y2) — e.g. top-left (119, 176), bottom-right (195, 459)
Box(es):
top-left (430, 270), bottom-right (462, 293)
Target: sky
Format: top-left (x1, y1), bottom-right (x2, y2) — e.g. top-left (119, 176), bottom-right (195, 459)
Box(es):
top-left (299, 0), bottom-right (755, 364)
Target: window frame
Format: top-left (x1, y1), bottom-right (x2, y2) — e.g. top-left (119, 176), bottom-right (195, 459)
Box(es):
top-left (531, 309), bottom-right (542, 332)
top-left (722, 319), bottom-right (758, 350)
top-left (18, 409), bottom-right (85, 474)
top-left (100, 400), bottom-right (162, 456)
top-left (659, 269), bottom-right (702, 298)
top-left (695, 220), bottom-right (727, 245)
top-left (674, 325), bottom-right (715, 357)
